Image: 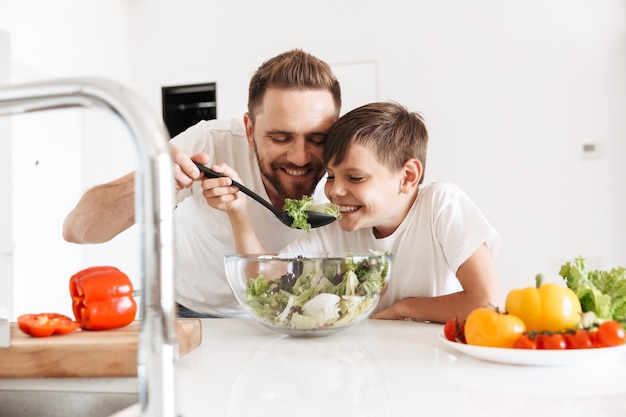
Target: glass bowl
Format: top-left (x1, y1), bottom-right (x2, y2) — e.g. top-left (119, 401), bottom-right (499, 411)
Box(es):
top-left (224, 252), bottom-right (392, 337)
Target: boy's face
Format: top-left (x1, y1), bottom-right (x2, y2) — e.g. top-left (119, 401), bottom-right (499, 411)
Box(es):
top-left (324, 143), bottom-right (410, 238)
top-left (245, 88), bottom-right (338, 204)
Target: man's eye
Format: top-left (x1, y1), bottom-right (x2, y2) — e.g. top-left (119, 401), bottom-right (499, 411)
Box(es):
top-left (307, 135), bottom-right (326, 145)
top-left (269, 135), bottom-right (291, 143)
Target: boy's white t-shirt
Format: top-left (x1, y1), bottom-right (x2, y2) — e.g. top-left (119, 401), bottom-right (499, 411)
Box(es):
top-left (282, 182), bottom-right (502, 312)
top-left (171, 118), bottom-right (327, 316)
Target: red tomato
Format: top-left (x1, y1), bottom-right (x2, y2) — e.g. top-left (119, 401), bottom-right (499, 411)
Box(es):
top-left (588, 330), bottom-right (598, 347)
top-left (444, 317), bottom-right (466, 343)
top-left (595, 320), bottom-right (626, 348)
top-left (514, 333), bottom-right (538, 349)
top-left (563, 330), bottom-right (594, 349)
top-left (443, 319), bottom-right (456, 342)
top-left (536, 333), bottom-right (566, 350)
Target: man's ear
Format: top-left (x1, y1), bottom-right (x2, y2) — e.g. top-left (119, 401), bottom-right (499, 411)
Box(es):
top-left (400, 158), bottom-right (423, 193)
top-left (243, 113), bottom-right (255, 146)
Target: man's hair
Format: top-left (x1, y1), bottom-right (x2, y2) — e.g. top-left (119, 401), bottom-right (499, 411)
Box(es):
top-left (324, 101), bottom-right (429, 184)
top-left (247, 49), bottom-right (341, 122)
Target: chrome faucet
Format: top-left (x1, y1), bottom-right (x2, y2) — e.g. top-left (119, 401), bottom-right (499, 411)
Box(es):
top-left (0, 78), bottom-right (178, 417)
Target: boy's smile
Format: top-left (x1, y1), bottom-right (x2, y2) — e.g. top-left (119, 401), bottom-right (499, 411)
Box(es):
top-left (324, 143), bottom-right (417, 238)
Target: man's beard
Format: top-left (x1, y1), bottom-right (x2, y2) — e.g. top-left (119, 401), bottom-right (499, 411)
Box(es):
top-left (254, 148), bottom-right (322, 201)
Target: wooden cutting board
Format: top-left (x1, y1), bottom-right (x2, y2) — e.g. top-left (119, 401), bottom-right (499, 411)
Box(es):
top-left (0, 319), bottom-right (201, 378)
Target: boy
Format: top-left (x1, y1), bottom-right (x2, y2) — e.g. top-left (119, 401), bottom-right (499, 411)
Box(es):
top-left (205, 101), bottom-right (501, 323)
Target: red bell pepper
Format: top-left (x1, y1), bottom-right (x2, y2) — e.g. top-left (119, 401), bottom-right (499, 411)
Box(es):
top-left (70, 266), bottom-right (138, 330)
top-left (17, 313), bottom-right (80, 337)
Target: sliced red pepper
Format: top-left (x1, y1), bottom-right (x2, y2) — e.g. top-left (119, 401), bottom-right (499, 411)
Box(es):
top-left (69, 266), bottom-right (138, 330)
top-left (17, 313), bottom-right (80, 337)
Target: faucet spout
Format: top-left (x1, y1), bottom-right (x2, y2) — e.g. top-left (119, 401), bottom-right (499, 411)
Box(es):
top-left (0, 78), bottom-right (177, 417)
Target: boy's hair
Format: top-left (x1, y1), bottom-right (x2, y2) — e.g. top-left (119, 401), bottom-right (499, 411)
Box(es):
top-left (247, 49), bottom-right (342, 123)
top-left (324, 101), bottom-right (428, 184)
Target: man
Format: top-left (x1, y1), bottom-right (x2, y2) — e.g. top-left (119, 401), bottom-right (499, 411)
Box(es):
top-left (63, 49), bottom-right (342, 317)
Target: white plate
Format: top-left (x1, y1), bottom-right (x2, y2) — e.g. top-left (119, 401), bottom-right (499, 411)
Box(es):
top-left (439, 333), bottom-right (626, 366)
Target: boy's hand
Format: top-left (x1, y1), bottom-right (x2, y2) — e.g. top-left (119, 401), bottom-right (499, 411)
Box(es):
top-left (200, 163), bottom-right (248, 217)
top-left (370, 305), bottom-right (403, 320)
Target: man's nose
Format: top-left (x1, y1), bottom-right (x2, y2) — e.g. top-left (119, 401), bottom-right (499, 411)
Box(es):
top-left (287, 139), bottom-right (310, 166)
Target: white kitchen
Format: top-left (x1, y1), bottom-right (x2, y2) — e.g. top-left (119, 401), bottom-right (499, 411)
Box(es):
top-left (0, 1), bottom-right (625, 416)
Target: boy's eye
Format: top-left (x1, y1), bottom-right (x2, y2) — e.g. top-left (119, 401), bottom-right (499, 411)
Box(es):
top-left (350, 176), bottom-right (365, 182)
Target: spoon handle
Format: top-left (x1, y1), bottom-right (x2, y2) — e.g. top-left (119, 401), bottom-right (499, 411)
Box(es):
top-left (193, 162), bottom-right (284, 217)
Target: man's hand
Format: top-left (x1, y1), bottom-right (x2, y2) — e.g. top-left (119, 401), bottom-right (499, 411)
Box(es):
top-left (170, 143), bottom-right (209, 192)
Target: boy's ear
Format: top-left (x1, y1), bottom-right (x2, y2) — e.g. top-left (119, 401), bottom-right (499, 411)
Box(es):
top-left (400, 158), bottom-right (423, 193)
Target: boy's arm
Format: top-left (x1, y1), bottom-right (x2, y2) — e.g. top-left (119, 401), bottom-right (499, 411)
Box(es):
top-left (227, 208), bottom-right (267, 254)
top-left (200, 163), bottom-right (267, 254)
top-left (371, 243), bottom-right (500, 323)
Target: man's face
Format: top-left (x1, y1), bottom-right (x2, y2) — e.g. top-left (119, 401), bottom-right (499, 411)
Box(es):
top-left (245, 88), bottom-right (338, 205)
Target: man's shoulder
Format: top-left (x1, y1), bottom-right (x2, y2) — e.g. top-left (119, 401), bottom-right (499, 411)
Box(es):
top-left (197, 118), bottom-right (246, 137)
top-left (171, 118), bottom-right (246, 146)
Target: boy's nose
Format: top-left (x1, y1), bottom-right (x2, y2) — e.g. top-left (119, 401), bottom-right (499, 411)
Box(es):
top-left (327, 179), bottom-right (346, 198)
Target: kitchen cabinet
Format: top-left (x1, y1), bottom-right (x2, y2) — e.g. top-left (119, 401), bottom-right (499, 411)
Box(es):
top-left (162, 82), bottom-right (216, 138)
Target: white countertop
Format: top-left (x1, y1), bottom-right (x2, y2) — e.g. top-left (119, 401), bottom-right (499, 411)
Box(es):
top-left (175, 318), bottom-right (626, 417)
top-left (2, 318), bottom-right (626, 416)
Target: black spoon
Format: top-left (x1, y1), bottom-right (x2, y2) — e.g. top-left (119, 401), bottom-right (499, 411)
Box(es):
top-left (193, 162), bottom-right (337, 229)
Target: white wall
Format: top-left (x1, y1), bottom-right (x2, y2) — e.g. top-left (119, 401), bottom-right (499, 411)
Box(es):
top-left (126, 0), bottom-right (626, 299)
top-left (0, 0), bottom-right (140, 318)
top-left (1, 0), bottom-right (625, 316)
top-left (0, 29), bottom-right (12, 316)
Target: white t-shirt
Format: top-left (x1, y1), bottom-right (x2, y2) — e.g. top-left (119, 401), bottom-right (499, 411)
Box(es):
top-left (282, 182), bottom-right (502, 312)
top-left (171, 118), bottom-right (327, 316)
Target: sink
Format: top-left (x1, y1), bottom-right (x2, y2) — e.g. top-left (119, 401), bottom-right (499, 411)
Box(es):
top-left (0, 78), bottom-right (178, 416)
top-left (0, 390), bottom-right (139, 417)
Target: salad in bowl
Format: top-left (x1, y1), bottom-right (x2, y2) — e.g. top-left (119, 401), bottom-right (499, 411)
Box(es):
top-left (224, 252), bottom-right (391, 337)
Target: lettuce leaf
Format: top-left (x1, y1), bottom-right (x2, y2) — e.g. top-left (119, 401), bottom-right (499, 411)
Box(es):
top-left (559, 256), bottom-right (626, 322)
top-left (310, 203), bottom-right (341, 218)
top-left (283, 196), bottom-right (340, 232)
top-left (245, 252), bottom-right (390, 329)
top-left (283, 196), bottom-right (314, 231)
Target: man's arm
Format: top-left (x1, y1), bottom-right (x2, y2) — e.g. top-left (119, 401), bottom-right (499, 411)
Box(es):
top-left (63, 143), bottom-right (208, 244)
top-left (63, 172), bottom-right (136, 243)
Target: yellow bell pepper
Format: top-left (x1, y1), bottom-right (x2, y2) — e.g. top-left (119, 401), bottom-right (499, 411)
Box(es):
top-left (505, 274), bottom-right (582, 332)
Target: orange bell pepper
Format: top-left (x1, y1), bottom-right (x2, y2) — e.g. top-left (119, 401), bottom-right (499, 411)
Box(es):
top-left (17, 313), bottom-right (80, 337)
top-left (70, 266), bottom-right (137, 330)
top-left (464, 306), bottom-right (526, 348)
